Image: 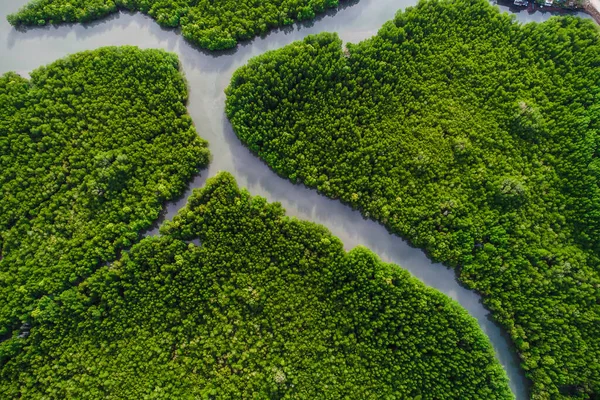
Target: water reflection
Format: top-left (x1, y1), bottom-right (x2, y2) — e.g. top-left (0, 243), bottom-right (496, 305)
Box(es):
top-left (2, 0), bottom-right (589, 397)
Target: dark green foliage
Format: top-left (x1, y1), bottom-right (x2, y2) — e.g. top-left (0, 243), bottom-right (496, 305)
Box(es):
top-left (225, 1), bottom-right (600, 398)
top-left (0, 172), bottom-right (512, 398)
top-left (7, 0), bottom-right (344, 50)
top-left (0, 46), bottom-right (209, 363)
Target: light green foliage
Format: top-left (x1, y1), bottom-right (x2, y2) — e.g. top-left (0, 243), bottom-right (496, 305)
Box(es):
top-left (7, 0), bottom-right (344, 50)
top-left (0, 46), bottom-right (209, 362)
top-left (225, 1), bottom-right (600, 398)
top-left (0, 172), bottom-right (512, 399)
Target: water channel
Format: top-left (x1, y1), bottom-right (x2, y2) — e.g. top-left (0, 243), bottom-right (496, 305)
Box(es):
top-left (0, 1), bottom-right (593, 398)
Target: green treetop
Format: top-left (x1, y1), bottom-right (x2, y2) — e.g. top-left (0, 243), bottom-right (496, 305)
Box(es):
top-left (0, 172), bottom-right (512, 399)
top-left (225, 0), bottom-right (600, 397)
top-left (0, 46), bottom-right (210, 361)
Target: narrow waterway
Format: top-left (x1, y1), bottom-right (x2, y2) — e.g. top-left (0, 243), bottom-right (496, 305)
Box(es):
top-left (0, 1), bottom-right (592, 398)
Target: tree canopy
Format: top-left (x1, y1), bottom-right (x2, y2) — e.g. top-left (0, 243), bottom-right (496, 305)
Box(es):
top-left (225, 0), bottom-right (600, 398)
top-left (0, 46), bottom-right (210, 365)
top-left (7, 0), bottom-right (346, 51)
top-left (0, 172), bottom-right (512, 399)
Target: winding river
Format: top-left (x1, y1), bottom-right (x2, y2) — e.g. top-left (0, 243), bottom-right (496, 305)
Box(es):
top-left (0, 1), bottom-right (593, 398)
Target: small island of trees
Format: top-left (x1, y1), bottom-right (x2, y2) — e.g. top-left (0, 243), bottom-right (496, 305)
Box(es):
top-left (7, 0), bottom-right (348, 50)
top-left (225, 0), bottom-right (600, 397)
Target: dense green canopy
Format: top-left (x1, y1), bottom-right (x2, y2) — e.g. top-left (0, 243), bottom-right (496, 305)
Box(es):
top-left (7, 0), bottom-right (345, 50)
top-left (225, 0), bottom-right (600, 398)
top-left (0, 46), bottom-right (209, 363)
top-left (0, 172), bottom-right (512, 398)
